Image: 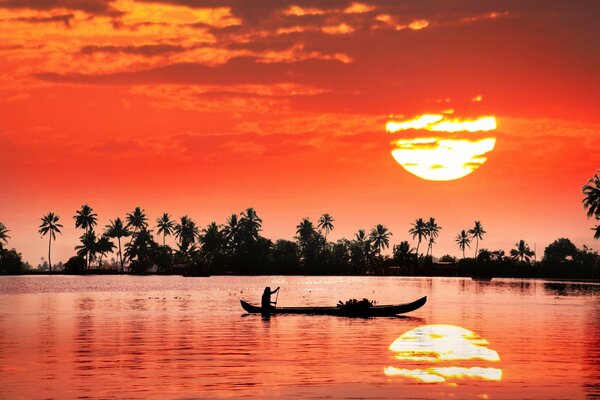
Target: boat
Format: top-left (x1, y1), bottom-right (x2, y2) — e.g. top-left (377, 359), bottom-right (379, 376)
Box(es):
top-left (240, 296), bottom-right (427, 317)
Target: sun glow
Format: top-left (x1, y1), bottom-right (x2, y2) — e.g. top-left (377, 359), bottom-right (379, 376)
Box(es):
top-left (386, 114), bottom-right (497, 181)
top-left (384, 324), bottom-right (502, 383)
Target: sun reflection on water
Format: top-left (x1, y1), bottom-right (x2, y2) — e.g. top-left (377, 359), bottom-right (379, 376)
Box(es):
top-left (385, 324), bottom-right (502, 383)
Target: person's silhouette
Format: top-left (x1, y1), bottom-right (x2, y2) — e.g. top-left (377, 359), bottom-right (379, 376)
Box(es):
top-left (261, 286), bottom-right (280, 312)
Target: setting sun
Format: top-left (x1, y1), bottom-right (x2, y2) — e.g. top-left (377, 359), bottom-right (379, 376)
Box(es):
top-left (386, 115), bottom-right (497, 181)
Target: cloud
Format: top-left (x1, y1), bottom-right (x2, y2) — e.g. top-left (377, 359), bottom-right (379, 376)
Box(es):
top-left (0, 0), bottom-right (121, 16)
top-left (80, 43), bottom-right (187, 56)
top-left (11, 13), bottom-right (75, 27)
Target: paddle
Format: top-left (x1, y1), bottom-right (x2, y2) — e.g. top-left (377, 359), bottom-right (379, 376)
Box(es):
top-left (274, 287), bottom-right (280, 308)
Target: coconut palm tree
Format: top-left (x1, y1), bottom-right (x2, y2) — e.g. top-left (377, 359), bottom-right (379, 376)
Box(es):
top-left (455, 230), bottom-right (471, 259)
top-left (296, 218), bottom-right (316, 248)
top-left (317, 214), bottom-right (335, 239)
top-left (74, 204), bottom-right (98, 268)
top-left (174, 215), bottom-right (199, 255)
top-left (0, 222), bottom-right (10, 259)
top-left (155, 213), bottom-right (175, 247)
top-left (76, 230), bottom-right (98, 268)
top-left (583, 171), bottom-right (600, 239)
top-left (127, 207), bottom-right (148, 234)
top-left (96, 236), bottom-right (116, 268)
top-left (468, 221), bottom-right (486, 257)
top-left (594, 222), bottom-right (600, 240)
top-left (105, 218), bottom-right (130, 273)
top-left (425, 218), bottom-right (441, 257)
top-left (369, 224), bottom-right (392, 256)
top-left (39, 213), bottom-right (63, 273)
top-left (583, 170), bottom-right (600, 217)
top-left (409, 218), bottom-right (428, 257)
top-left (510, 240), bottom-right (535, 263)
top-left (239, 208), bottom-right (262, 242)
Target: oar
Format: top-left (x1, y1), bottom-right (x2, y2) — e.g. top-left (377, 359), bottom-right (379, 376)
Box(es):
top-left (274, 288), bottom-right (280, 308)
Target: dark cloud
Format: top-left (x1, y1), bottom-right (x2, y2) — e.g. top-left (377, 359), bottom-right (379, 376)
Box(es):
top-left (0, 0), bottom-right (121, 16)
top-left (11, 13), bottom-right (75, 27)
top-left (34, 56), bottom-right (353, 86)
top-left (80, 43), bottom-right (188, 56)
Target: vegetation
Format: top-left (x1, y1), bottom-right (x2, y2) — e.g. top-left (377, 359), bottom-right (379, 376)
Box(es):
top-left (38, 212), bottom-right (63, 273)
top-left (1, 169), bottom-right (600, 280)
top-left (583, 169), bottom-right (600, 240)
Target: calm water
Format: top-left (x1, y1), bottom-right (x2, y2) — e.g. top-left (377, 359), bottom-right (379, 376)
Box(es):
top-left (0, 276), bottom-right (598, 399)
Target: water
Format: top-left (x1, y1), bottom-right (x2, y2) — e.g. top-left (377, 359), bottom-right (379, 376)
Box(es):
top-left (0, 276), bottom-right (598, 399)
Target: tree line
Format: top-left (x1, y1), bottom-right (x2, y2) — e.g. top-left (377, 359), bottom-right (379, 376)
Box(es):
top-left (0, 169), bottom-right (599, 279)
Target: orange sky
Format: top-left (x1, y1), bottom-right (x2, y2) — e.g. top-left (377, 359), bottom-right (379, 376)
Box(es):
top-left (1, 0), bottom-right (599, 265)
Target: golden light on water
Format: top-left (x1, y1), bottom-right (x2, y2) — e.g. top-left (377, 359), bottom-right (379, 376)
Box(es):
top-left (386, 114), bottom-right (497, 181)
top-left (384, 324), bottom-right (502, 383)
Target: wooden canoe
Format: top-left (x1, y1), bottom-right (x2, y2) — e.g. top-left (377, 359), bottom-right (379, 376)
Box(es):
top-left (240, 296), bottom-right (427, 317)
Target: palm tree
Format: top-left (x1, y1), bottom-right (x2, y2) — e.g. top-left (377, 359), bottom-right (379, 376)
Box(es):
top-left (583, 171), bottom-right (600, 239)
top-left (105, 218), bottom-right (130, 273)
top-left (76, 230), bottom-right (98, 268)
top-left (127, 207), bottom-right (148, 233)
top-left (296, 218), bottom-right (316, 248)
top-left (174, 215), bottom-right (199, 255)
top-left (425, 218), bottom-right (441, 257)
top-left (239, 208), bottom-right (262, 242)
top-left (510, 240), bottom-right (535, 263)
top-left (96, 236), bottom-right (116, 268)
top-left (317, 214), bottom-right (335, 239)
top-left (369, 224), bottom-right (392, 256)
top-left (74, 204), bottom-right (98, 232)
top-left (0, 222), bottom-right (10, 258)
top-left (455, 230), bottom-right (471, 259)
top-left (74, 204), bottom-right (98, 268)
top-left (156, 213), bottom-right (175, 246)
top-left (354, 228), bottom-right (371, 255)
top-left (39, 213), bottom-right (63, 273)
top-left (468, 221), bottom-right (486, 257)
top-left (583, 170), bottom-right (600, 217)
top-left (409, 218), bottom-right (428, 257)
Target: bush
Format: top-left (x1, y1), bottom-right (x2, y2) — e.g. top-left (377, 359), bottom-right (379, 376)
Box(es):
top-left (0, 249), bottom-right (25, 274)
top-left (63, 256), bottom-right (85, 274)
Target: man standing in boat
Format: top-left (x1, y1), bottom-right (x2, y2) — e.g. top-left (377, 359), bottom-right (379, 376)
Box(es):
top-left (261, 286), bottom-right (280, 312)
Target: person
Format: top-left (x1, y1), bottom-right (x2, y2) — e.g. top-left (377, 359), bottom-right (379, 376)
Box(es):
top-left (261, 286), bottom-right (280, 311)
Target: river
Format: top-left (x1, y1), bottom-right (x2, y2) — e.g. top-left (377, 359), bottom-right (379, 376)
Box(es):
top-left (0, 275), bottom-right (598, 399)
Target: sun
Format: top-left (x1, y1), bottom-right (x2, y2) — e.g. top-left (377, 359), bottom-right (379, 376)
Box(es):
top-left (386, 114), bottom-right (497, 181)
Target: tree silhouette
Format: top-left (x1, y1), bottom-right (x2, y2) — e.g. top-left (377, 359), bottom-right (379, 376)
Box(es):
top-left (510, 240), bottom-right (535, 263)
top-left (105, 218), bottom-right (130, 273)
top-left (393, 241), bottom-right (414, 264)
top-left (74, 204), bottom-right (98, 269)
top-left (425, 218), bottom-right (441, 257)
top-left (296, 218), bottom-right (316, 249)
top-left (468, 221), bottom-right (486, 257)
top-left (39, 212), bottom-right (63, 273)
top-left (369, 224), bottom-right (392, 257)
top-left (318, 214), bottom-right (335, 239)
top-left (156, 212), bottom-right (175, 247)
top-left (583, 170), bottom-right (600, 239)
top-left (455, 230), bottom-right (471, 259)
top-left (239, 208), bottom-right (262, 244)
top-left (0, 222), bottom-right (10, 262)
top-left (126, 207), bottom-right (148, 234)
top-left (96, 236), bottom-right (116, 268)
top-left (76, 230), bottom-right (98, 268)
top-left (409, 218), bottom-right (428, 257)
top-left (174, 215), bottom-right (199, 255)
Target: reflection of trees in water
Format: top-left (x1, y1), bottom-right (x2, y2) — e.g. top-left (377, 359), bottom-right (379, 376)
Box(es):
top-left (584, 297), bottom-right (600, 397)
top-left (74, 297), bottom-right (96, 393)
top-left (543, 283), bottom-right (600, 297)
